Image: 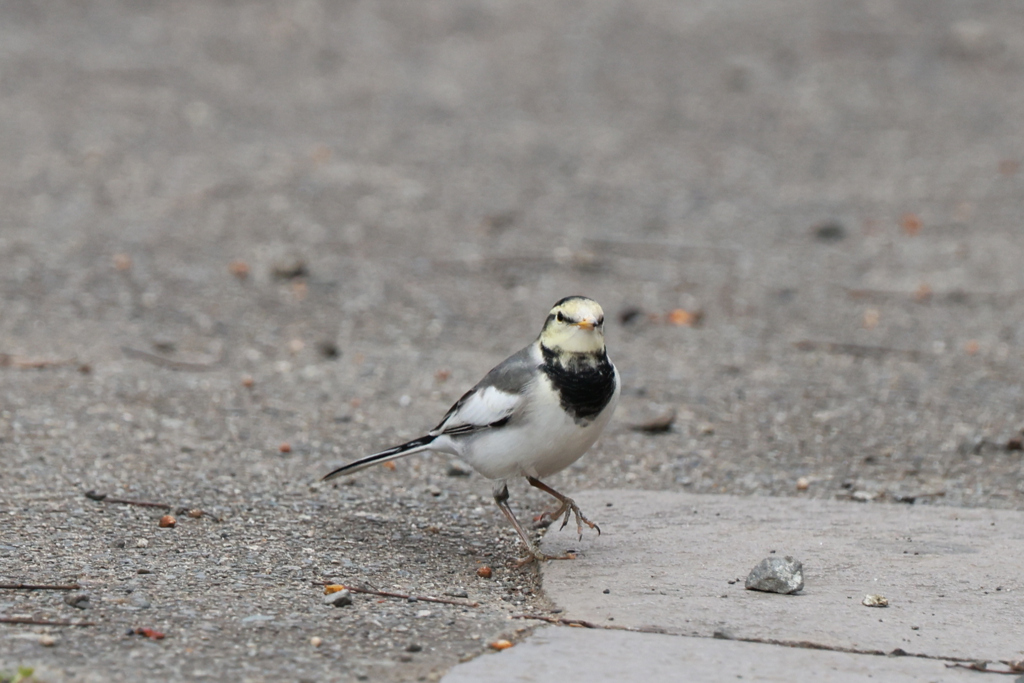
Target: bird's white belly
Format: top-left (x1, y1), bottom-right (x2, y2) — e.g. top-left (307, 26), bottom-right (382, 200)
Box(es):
top-left (458, 386), bottom-right (617, 481)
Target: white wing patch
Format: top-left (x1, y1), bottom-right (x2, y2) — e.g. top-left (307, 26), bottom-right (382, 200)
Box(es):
top-left (433, 385), bottom-right (522, 436)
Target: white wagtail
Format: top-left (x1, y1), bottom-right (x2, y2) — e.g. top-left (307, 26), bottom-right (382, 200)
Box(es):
top-left (323, 296), bottom-right (620, 563)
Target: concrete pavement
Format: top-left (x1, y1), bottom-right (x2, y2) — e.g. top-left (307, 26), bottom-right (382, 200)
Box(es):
top-left (444, 628), bottom-right (982, 683)
top-left (444, 490), bottom-right (1024, 681)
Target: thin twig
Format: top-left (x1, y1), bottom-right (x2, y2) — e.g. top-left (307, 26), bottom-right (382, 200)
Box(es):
top-left (0, 617), bottom-right (95, 627)
top-left (0, 583), bottom-right (81, 591)
top-left (85, 490), bottom-right (171, 510)
top-left (945, 661), bottom-right (1022, 675)
top-left (891, 491), bottom-right (946, 504)
top-left (0, 354), bottom-right (77, 369)
top-left (121, 346), bottom-right (221, 372)
top-left (349, 586), bottom-right (480, 608)
top-left (314, 581), bottom-right (479, 608)
top-left (85, 491), bottom-right (220, 521)
top-left (514, 614), bottom-right (601, 628)
top-left (793, 340), bottom-right (925, 361)
top-left (512, 614), bottom-right (658, 633)
top-left (175, 507), bottom-right (222, 523)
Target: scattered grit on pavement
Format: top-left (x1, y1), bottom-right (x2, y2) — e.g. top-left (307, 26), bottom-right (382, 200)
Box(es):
top-left (2, 0), bottom-right (1024, 681)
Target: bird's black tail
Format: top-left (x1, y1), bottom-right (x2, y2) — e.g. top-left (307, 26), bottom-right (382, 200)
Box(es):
top-left (321, 434), bottom-right (437, 481)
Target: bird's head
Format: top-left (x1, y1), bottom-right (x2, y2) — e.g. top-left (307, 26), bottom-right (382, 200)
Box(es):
top-left (539, 296), bottom-right (607, 355)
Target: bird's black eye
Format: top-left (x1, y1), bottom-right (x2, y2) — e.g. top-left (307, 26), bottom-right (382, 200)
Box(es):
top-left (556, 311), bottom-right (566, 323)
top-left (597, 315), bottom-right (604, 326)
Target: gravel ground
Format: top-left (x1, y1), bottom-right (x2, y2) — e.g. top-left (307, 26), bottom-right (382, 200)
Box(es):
top-left (2, 0), bottom-right (1024, 681)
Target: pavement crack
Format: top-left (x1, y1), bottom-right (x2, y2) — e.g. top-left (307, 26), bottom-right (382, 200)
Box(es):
top-left (513, 613), bottom-right (1022, 671)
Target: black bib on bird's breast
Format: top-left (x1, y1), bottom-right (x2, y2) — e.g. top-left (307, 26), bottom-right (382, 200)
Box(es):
top-left (541, 345), bottom-right (616, 422)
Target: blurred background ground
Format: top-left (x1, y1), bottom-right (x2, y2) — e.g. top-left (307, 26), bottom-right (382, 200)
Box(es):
top-left (1, 0), bottom-right (1023, 681)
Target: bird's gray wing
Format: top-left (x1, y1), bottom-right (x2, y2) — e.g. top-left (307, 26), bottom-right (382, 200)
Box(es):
top-left (430, 344), bottom-right (539, 437)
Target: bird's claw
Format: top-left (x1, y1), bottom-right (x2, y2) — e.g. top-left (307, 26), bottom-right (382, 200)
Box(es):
top-left (548, 498), bottom-right (600, 540)
top-left (541, 498), bottom-right (599, 540)
top-left (514, 550), bottom-right (577, 567)
top-left (558, 506), bottom-right (572, 532)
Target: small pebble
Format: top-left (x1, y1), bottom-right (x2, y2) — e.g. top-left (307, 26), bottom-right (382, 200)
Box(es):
top-left (317, 341), bottom-right (340, 359)
top-left (476, 566), bottom-right (493, 579)
top-left (39, 634), bottom-right (57, 647)
top-left (630, 409), bottom-right (676, 433)
top-left (271, 255), bottom-right (308, 280)
top-left (310, 636), bottom-right (323, 647)
top-left (901, 213), bottom-right (922, 236)
top-left (158, 515), bottom-right (176, 528)
top-left (279, 442), bottom-right (292, 454)
top-left (445, 589), bottom-right (469, 599)
top-left (228, 260), bottom-right (250, 279)
top-left (667, 308), bottom-right (700, 326)
top-left (136, 538), bottom-right (149, 548)
top-left (745, 556), bottom-right (804, 594)
top-left (64, 593), bottom-right (91, 609)
top-left (489, 640), bottom-right (513, 651)
top-left (134, 627), bottom-right (165, 640)
top-left (323, 589), bottom-right (353, 607)
top-left (618, 306), bottom-right (643, 325)
top-left (406, 643), bottom-right (423, 653)
top-left (796, 477), bottom-right (810, 491)
top-left (130, 593), bottom-right (152, 608)
top-left (187, 509), bottom-right (203, 519)
top-left (812, 221), bottom-right (846, 242)
top-left (863, 594), bottom-right (889, 608)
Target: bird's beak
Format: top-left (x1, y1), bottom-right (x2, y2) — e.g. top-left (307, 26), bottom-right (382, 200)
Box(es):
top-left (576, 320), bottom-right (596, 331)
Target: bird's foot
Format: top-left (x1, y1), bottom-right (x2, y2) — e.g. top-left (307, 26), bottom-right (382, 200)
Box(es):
top-left (525, 478), bottom-right (602, 541)
top-left (555, 498), bottom-right (601, 540)
top-left (532, 502), bottom-right (569, 528)
top-left (513, 550), bottom-right (578, 567)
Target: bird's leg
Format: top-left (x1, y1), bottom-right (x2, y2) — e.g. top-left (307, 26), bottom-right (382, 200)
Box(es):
top-left (493, 483), bottom-right (576, 565)
top-left (526, 477), bottom-right (601, 540)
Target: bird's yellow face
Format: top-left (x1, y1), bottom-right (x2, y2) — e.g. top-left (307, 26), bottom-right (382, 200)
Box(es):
top-left (539, 296), bottom-right (606, 355)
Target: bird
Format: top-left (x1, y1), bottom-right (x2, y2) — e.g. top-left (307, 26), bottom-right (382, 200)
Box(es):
top-left (322, 295), bottom-right (620, 563)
